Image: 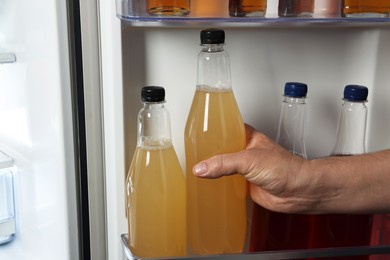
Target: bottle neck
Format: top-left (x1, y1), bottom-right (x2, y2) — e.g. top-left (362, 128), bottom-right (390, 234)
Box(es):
top-left (197, 43), bottom-right (232, 90)
top-left (276, 96), bottom-right (307, 158)
top-left (332, 100), bottom-right (367, 156)
top-left (137, 101), bottom-right (172, 148)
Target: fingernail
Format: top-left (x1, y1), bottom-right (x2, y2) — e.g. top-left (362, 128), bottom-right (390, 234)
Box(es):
top-left (193, 162), bottom-right (208, 176)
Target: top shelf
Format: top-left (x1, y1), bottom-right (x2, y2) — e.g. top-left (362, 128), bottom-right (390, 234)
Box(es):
top-left (117, 0), bottom-right (390, 28)
top-left (118, 16), bottom-right (390, 28)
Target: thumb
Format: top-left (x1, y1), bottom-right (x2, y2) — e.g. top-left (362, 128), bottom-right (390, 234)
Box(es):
top-left (193, 152), bottom-right (248, 179)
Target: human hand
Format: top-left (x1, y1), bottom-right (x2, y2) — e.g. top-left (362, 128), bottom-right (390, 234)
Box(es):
top-left (192, 124), bottom-right (312, 213)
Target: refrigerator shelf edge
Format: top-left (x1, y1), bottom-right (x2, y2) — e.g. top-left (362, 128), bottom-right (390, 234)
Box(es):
top-left (120, 234), bottom-right (390, 260)
top-left (117, 16), bottom-right (390, 28)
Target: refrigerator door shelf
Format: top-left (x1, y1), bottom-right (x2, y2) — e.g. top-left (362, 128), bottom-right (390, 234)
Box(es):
top-left (0, 219), bottom-right (16, 244)
top-left (116, 0), bottom-right (390, 28)
top-left (0, 52), bottom-right (16, 64)
top-left (120, 234), bottom-right (390, 259)
top-left (0, 151), bottom-right (16, 245)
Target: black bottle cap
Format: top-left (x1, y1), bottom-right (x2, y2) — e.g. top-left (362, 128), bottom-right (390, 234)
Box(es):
top-left (343, 85), bottom-right (368, 102)
top-left (200, 29), bottom-right (225, 44)
top-left (284, 82), bottom-right (308, 98)
top-left (141, 86), bottom-right (165, 102)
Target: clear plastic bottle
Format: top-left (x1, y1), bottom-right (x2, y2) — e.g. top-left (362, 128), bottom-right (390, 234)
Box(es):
top-left (333, 85), bottom-right (368, 156)
top-left (126, 86), bottom-right (186, 258)
top-left (251, 82), bottom-right (313, 251)
top-left (276, 82), bottom-right (308, 158)
top-left (312, 85), bottom-right (373, 255)
top-left (185, 29), bottom-right (247, 255)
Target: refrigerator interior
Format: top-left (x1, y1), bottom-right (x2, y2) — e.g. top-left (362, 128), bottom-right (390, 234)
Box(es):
top-left (109, 26), bottom-right (390, 260)
top-left (0, 0), bottom-right (79, 259)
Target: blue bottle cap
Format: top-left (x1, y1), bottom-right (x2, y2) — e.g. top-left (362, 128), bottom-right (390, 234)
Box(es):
top-left (284, 82), bottom-right (308, 98)
top-left (343, 85), bottom-right (368, 102)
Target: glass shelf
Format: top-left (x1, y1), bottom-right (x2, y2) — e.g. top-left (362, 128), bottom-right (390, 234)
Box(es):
top-left (117, 15), bottom-right (390, 28)
top-left (0, 52), bottom-right (16, 64)
top-left (121, 234), bottom-right (390, 260)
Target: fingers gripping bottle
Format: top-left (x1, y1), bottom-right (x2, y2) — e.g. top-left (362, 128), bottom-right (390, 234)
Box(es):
top-left (185, 29), bottom-right (247, 255)
top-left (126, 86), bottom-right (186, 258)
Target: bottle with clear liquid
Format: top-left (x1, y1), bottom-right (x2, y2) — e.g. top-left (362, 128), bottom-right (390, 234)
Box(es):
top-left (312, 85), bottom-right (373, 256)
top-left (185, 29), bottom-right (247, 255)
top-left (250, 82), bottom-right (313, 251)
top-left (126, 86), bottom-right (186, 258)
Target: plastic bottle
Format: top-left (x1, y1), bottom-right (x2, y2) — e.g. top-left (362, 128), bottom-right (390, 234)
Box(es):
top-left (278, 0), bottom-right (315, 17)
top-left (312, 85), bottom-right (373, 258)
top-left (126, 86), bottom-right (186, 258)
top-left (229, 0), bottom-right (267, 17)
top-left (185, 28), bottom-right (247, 255)
top-left (250, 82), bottom-right (313, 251)
top-left (343, 0), bottom-right (390, 18)
top-left (190, 0), bottom-right (229, 17)
top-left (275, 82), bottom-right (308, 158)
top-left (146, 0), bottom-right (190, 16)
top-left (314, 0), bottom-right (341, 18)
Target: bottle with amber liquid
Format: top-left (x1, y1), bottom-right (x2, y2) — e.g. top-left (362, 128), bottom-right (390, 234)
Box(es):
top-left (343, 0), bottom-right (390, 18)
top-left (147, 0), bottom-right (190, 16)
top-left (278, 0), bottom-right (315, 17)
top-left (185, 29), bottom-right (247, 255)
top-left (311, 85), bottom-right (373, 258)
top-left (229, 0), bottom-right (267, 17)
top-left (251, 82), bottom-right (314, 251)
top-left (126, 86), bottom-right (186, 258)
top-left (190, 0), bottom-right (229, 17)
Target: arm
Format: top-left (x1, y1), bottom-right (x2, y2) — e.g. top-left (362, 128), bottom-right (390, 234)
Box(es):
top-left (193, 124), bottom-right (390, 214)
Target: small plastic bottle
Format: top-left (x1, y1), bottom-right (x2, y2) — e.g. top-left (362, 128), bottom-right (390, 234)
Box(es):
top-left (278, 0), bottom-right (315, 17)
top-left (314, 0), bottom-right (342, 18)
top-left (251, 82), bottom-right (313, 251)
top-left (229, 0), bottom-right (267, 17)
top-left (343, 0), bottom-right (390, 18)
top-left (312, 85), bottom-right (373, 255)
top-left (147, 0), bottom-right (190, 16)
top-left (276, 82), bottom-right (308, 158)
top-left (126, 86), bottom-right (186, 258)
top-left (190, 0), bottom-right (229, 17)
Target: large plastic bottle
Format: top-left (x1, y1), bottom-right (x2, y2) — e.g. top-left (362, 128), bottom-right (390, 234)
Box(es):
top-left (126, 86), bottom-right (186, 258)
top-left (312, 85), bottom-right (373, 257)
top-left (250, 82), bottom-right (313, 251)
top-left (185, 28), bottom-right (247, 255)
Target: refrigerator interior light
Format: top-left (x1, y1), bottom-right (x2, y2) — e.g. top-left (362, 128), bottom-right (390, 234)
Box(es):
top-left (0, 150), bottom-right (16, 245)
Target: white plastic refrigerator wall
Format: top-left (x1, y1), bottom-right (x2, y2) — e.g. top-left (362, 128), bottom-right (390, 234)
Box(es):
top-left (101, 1), bottom-right (390, 260)
top-left (0, 0), bottom-right (79, 259)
